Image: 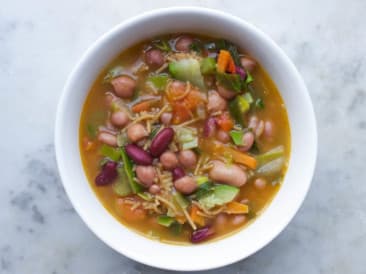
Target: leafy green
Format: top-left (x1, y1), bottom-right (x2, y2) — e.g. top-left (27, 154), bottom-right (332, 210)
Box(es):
top-left (198, 184), bottom-right (239, 209)
top-left (229, 95), bottom-right (250, 126)
top-left (157, 216), bottom-right (175, 227)
top-left (120, 148), bottom-right (143, 193)
top-left (189, 40), bottom-right (203, 53)
top-left (243, 92), bottom-right (254, 104)
top-left (245, 71), bottom-right (254, 84)
top-left (153, 40), bottom-right (171, 52)
top-left (229, 130), bottom-right (244, 145)
top-left (100, 144), bottom-right (120, 161)
top-left (112, 167), bottom-right (132, 196)
top-left (103, 65), bottom-right (124, 83)
top-left (147, 74), bottom-right (169, 90)
top-left (216, 72), bottom-right (242, 92)
top-left (149, 125), bottom-right (161, 139)
top-left (169, 59), bottom-right (205, 89)
top-left (194, 182), bottom-right (214, 200)
top-left (255, 98), bottom-right (265, 109)
top-left (173, 192), bottom-right (189, 209)
top-left (200, 57), bottom-right (216, 75)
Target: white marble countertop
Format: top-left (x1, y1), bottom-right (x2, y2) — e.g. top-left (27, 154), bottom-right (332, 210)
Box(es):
top-left (1, 0), bottom-right (365, 273)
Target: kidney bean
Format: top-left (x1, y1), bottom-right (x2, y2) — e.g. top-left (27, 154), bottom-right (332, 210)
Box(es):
top-left (191, 226), bottom-right (214, 243)
top-left (95, 161), bottom-right (118, 186)
top-left (203, 117), bottom-right (217, 137)
top-left (172, 167), bottom-right (185, 181)
top-left (125, 144), bottom-right (153, 165)
top-left (150, 127), bottom-right (174, 157)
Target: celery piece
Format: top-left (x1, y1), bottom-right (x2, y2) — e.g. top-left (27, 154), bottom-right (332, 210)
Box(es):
top-left (200, 57), bottom-right (216, 75)
top-left (243, 92), bottom-right (254, 104)
top-left (229, 95), bottom-right (250, 126)
top-left (147, 74), bottom-right (169, 90)
top-left (176, 127), bottom-right (198, 150)
top-left (256, 146), bottom-right (285, 166)
top-left (100, 144), bottom-right (120, 161)
top-left (120, 148), bottom-right (143, 193)
top-left (137, 192), bottom-right (153, 201)
top-left (256, 157), bottom-right (285, 175)
top-left (195, 176), bottom-right (210, 186)
top-left (169, 59), bottom-right (205, 89)
top-left (230, 130), bottom-right (244, 145)
top-left (157, 216), bottom-right (175, 227)
top-left (112, 167), bottom-right (132, 196)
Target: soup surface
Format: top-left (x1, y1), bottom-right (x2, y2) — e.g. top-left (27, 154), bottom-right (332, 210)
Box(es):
top-left (80, 34), bottom-right (290, 244)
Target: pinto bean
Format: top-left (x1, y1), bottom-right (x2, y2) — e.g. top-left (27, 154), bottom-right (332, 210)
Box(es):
top-left (135, 166), bottom-right (156, 187)
top-left (175, 36), bottom-right (193, 52)
top-left (178, 150), bottom-right (197, 169)
top-left (160, 112), bottom-right (173, 125)
top-left (174, 176), bottom-right (197, 194)
top-left (232, 215), bottom-right (246, 226)
top-left (238, 131), bottom-right (255, 152)
top-left (207, 90), bottom-right (227, 113)
top-left (216, 130), bottom-right (230, 143)
top-left (110, 110), bottom-right (130, 127)
top-left (160, 151), bottom-right (178, 170)
top-left (145, 49), bottom-right (164, 68)
top-left (149, 184), bottom-right (161, 194)
top-left (254, 177), bottom-right (267, 190)
top-left (240, 56), bottom-right (256, 72)
top-left (111, 75), bottom-right (136, 98)
top-left (209, 161), bottom-right (247, 187)
top-left (255, 120), bottom-right (264, 138)
top-left (264, 120), bottom-right (274, 138)
top-left (150, 127), bottom-right (174, 157)
top-left (127, 123), bottom-right (148, 143)
top-left (98, 132), bottom-right (117, 147)
top-left (248, 115), bottom-right (258, 130)
top-left (217, 85), bottom-right (236, 99)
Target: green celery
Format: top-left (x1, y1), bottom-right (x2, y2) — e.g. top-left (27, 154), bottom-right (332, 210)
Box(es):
top-left (100, 144), bottom-right (120, 161)
top-left (230, 130), bottom-right (244, 145)
top-left (120, 148), bottom-right (143, 193)
top-left (112, 167), bottom-right (132, 196)
top-left (157, 216), bottom-right (175, 227)
top-left (200, 57), bottom-right (216, 75)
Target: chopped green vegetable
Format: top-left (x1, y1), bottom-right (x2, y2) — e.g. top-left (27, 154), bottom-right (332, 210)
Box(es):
top-left (230, 130), bottom-right (244, 145)
top-left (137, 192), bottom-right (153, 201)
top-left (195, 176), bottom-right (210, 186)
top-left (189, 40), bottom-right (203, 53)
top-left (113, 167), bottom-right (132, 196)
top-left (86, 124), bottom-right (98, 139)
top-left (176, 127), bottom-right (198, 150)
top-left (194, 182), bottom-right (213, 200)
top-left (103, 65), bottom-right (124, 83)
top-left (153, 40), bottom-right (171, 52)
top-left (157, 216), bottom-right (175, 227)
top-left (216, 72), bottom-right (242, 92)
top-left (245, 71), bottom-right (254, 84)
top-left (169, 59), bottom-right (205, 88)
top-left (198, 184), bottom-right (239, 209)
top-left (170, 222), bottom-right (183, 235)
top-left (99, 157), bottom-right (109, 167)
top-left (117, 132), bottom-right (128, 147)
top-left (255, 98), bottom-right (265, 109)
top-left (243, 92), bottom-right (254, 104)
top-left (257, 157), bottom-right (285, 175)
top-left (200, 57), bottom-right (216, 75)
top-left (147, 74), bottom-right (169, 90)
top-left (149, 125), bottom-right (161, 139)
top-left (229, 95), bottom-right (250, 126)
top-left (173, 192), bottom-right (189, 209)
top-left (256, 146), bottom-right (284, 166)
top-left (100, 144), bottom-right (120, 161)
top-left (120, 148), bottom-right (143, 193)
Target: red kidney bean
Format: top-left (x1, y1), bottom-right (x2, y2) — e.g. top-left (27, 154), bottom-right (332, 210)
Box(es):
top-left (203, 117), bottom-right (217, 137)
top-left (191, 226), bottom-right (214, 243)
top-left (172, 167), bottom-right (185, 181)
top-left (149, 127), bottom-right (174, 157)
top-left (95, 161), bottom-right (118, 186)
top-left (125, 144), bottom-right (153, 165)
top-left (235, 66), bottom-right (247, 80)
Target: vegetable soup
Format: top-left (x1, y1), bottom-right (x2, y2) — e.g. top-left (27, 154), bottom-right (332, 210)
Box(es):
top-left (80, 34), bottom-right (290, 244)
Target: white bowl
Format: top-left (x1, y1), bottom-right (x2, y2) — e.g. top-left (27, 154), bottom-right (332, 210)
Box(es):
top-left (55, 7), bottom-right (317, 271)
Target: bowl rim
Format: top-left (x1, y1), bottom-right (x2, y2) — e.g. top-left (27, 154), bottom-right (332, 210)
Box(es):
top-left (55, 6), bottom-right (317, 271)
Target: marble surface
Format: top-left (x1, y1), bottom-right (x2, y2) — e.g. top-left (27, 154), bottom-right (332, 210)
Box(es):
top-left (0, 0), bottom-right (365, 273)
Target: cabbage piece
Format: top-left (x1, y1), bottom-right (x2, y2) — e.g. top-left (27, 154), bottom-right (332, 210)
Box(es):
top-left (169, 59), bottom-right (205, 89)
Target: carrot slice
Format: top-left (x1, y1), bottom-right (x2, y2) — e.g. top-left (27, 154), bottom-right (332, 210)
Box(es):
top-left (190, 205), bottom-right (205, 226)
top-left (227, 57), bottom-right (236, 74)
top-left (131, 100), bottom-right (156, 113)
top-left (216, 112), bottom-right (234, 131)
top-left (217, 50), bottom-right (231, 73)
top-left (229, 148), bottom-right (257, 169)
top-left (225, 202), bottom-right (249, 214)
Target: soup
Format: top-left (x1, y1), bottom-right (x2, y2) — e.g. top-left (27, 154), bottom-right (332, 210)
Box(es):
top-left (79, 34), bottom-right (290, 244)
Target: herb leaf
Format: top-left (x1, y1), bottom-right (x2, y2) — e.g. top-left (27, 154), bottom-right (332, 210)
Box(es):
top-left (255, 98), bottom-right (265, 109)
top-left (154, 40), bottom-right (171, 52)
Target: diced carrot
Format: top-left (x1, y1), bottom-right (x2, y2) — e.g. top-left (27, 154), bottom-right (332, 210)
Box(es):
top-left (115, 198), bottom-right (146, 222)
top-left (229, 148), bottom-right (257, 169)
top-left (190, 205), bottom-right (205, 226)
top-left (225, 201), bottom-right (249, 214)
top-left (217, 50), bottom-right (231, 73)
top-left (131, 100), bottom-right (157, 113)
top-left (227, 57), bottom-right (236, 74)
top-left (172, 104), bottom-right (192, 124)
top-left (216, 112), bottom-right (234, 131)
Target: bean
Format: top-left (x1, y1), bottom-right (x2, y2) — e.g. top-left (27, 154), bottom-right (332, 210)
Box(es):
top-left (160, 151), bottom-right (178, 170)
top-left (110, 110), bottom-right (129, 127)
top-left (174, 176), bottom-right (197, 194)
top-left (264, 120), bottom-right (274, 138)
top-left (175, 36), bottom-right (193, 52)
top-left (127, 123), bottom-right (148, 143)
top-left (149, 184), bottom-right (161, 194)
top-left (191, 226), bottom-right (214, 243)
top-left (248, 115), bottom-right (258, 130)
top-left (160, 112), bottom-right (172, 125)
top-left (95, 161), bottom-right (118, 186)
top-left (135, 165), bottom-right (156, 187)
top-left (232, 215), bottom-right (246, 226)
top-left (98, 132), bottom-right (117, 147)
top-left (217, 85), bottom-right (236, 99)
top-left (207, 90), bottom-right (227, 113)
top-left (239, 131), bottom-right (254, 152)
top-left (209, 161), bottom-right (247, 187)
top-left (216, 130), bottom-right (230, 143)
top-left (125, 144), bottom-right (153, 165)
top-left (111, 75), bottom-right (136, 98)
top-left (203, 117), bottom-right (217, 137)
top-left (254, 178), bottom-right (267, 190)
top-left (240, 56), bottom-right (256, 72)
top-left (145, 49), bottom-right (164, 68)
top-left (172, 167), bottom-right (185, 181)
top-left (150, 127), bottom-right (174, 157)
top-left (255, 120), bottom-right (264, 138)
top-left (178, 150), bottom-right (197, 169)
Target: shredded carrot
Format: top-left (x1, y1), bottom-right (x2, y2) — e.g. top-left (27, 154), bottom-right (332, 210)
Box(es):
top-left (227, 57), bottom-right (236, 74)
top-left (217, 50), bottom-right (236, 73)
top-left (216, 112), bottom-right (234, 131)
top-left (225, 201), bottom-right (249, 214)
top-left (190, 205), bottom-right (205, 226)
top-left (131, 100), bottom-right (157, 113)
